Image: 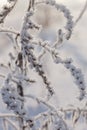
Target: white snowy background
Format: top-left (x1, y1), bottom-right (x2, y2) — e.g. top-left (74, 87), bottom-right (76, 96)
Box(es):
top-left (0, 0), bottom-right (87, 130)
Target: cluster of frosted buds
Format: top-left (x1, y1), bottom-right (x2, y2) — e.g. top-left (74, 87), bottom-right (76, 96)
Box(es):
top-left (45, 0), bottom-right (74, 40)
top-left (21, 10), bottom-right (54, 99)
top-left (1, 75), bottom-right (26, 117)
top-left (24, 44), bottom-right (54, 99)
top-left (64, 58), bottom-right (86, 100)
top-left (0, 0), bottom-right (17, 23)
top-left (21, 10), bottom-right (39, 45)
top-left (51, 54), bottom-right (86, 100)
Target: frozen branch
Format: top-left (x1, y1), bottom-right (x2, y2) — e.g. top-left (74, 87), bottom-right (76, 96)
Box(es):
top-left (0, 0), bottom-right (87, 130)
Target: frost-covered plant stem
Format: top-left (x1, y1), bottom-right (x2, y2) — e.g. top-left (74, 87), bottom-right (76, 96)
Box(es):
top-left (0, 0), bottom-right (87, 130)
top-left (20, 4), bottom-right (54, 100)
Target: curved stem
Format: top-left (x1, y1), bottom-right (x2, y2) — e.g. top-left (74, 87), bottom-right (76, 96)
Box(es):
top-left (74, 0), bottom-right (87, 26)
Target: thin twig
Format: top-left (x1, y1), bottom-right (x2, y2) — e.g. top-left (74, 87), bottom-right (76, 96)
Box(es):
top-left (0, 28), bottom-right (20, 35)
top-left (27, 0), bottom-right (32, 11)
top-left (5, 118), bottom-right (20, 130)
top-left (74, 0), bottom-right (87, 26)
top-left (0, 114), bottom-right (18, 118)
top-left (3, 119), bottom-right (8, 130)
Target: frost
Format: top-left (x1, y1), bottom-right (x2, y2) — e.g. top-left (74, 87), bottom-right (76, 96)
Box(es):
top-left (0, 0), bottom-right (87, 129)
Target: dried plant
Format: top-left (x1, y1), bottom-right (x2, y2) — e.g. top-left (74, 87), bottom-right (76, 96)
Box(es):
top-left (0, 0), bottom-right (87, 130)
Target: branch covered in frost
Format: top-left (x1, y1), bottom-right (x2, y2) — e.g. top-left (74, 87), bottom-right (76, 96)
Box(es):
top-left (31, 38), bottom-right (86, 100)
top-left (0, 0), bottom-right (87, 130)
top-left (20, 8), bottom-right (54, 100)
top-left (35, 0), bottom-right (74, 41)
top-left (63, 58), bottom-right (86, 100)
top-left (0, 27), bottom-right (19, 35)
top-left (1, 74), bottom-right (26, 118)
